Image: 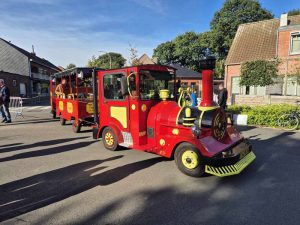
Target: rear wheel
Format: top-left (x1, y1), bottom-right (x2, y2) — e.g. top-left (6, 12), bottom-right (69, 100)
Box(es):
top-left (174, 143), bottom-right (205, 177)
top-left (60, 117), bottom-right (66, 125)
top-left (72, 120), bottom-right (81, 133)
top-left (102, 127), bottom-right (119, 151)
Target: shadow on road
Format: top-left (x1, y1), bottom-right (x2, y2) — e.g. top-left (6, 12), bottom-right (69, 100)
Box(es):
top-left (0, 139), bottom-right (95, 162)
top-left (0, 137), bottom-right (89, 154)
top-left (0, 143), bottom-right (23, 149)
top-left (0, 156), bottom-right (166, 222)
top-left (75, 131), bottom-right (300, 225)
top-left (0, 118), bottom-right (59, 126)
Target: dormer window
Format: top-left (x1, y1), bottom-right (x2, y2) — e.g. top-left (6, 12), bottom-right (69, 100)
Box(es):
top-left (290, 32), bottom-right (300, 55)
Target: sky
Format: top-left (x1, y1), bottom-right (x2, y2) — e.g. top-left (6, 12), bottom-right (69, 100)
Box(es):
top-left (1, 0), bottom-right (300, 68)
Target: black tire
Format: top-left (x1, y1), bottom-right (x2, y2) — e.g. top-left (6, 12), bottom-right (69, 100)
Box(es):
top-left (52, 112), bottom-right (57, 119)
top-left (278, 114), bottom-right (299, 131)
top-left (72, 120), bottom-right (81, 133)
top-left (174, 142), bottom-right (205, 177)
top-left (102, 127), bottom-right (119, 151)
top-left (60, 117), bottom-right (66, 125)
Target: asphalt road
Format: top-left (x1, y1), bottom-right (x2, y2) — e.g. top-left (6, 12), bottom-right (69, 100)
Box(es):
top-left (0, 107), bottom-right (300, 225)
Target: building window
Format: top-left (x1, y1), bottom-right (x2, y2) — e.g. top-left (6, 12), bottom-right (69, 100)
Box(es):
top-left (290, 32), bottom-right (300, 55)
top-left (12, 79), bottom-right (17, 87)
top-left (231, 77), bottom-right (240, 94)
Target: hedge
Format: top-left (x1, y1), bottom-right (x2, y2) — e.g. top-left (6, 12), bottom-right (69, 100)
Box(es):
top-left (228, 104), bottom-right (300, 128)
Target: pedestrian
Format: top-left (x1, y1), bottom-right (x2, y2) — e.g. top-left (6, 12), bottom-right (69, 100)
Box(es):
top-left (55, 78), bottom-right (69, 98)
top-left (0, 79), bottom-right (12, 123)
top-left (191, 89), bottom-right (197, 107)
top-left (217, 83), bottom-right (228, 110)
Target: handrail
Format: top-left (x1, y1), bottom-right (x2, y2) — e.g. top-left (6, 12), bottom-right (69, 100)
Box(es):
top-left (177, 87), bottom-right (193, 108)
top-left (127, 72), bottom-right (135, 98)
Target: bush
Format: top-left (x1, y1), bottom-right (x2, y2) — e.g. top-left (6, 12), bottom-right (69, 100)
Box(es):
top-left (228, 104), bottom-right (300, 128)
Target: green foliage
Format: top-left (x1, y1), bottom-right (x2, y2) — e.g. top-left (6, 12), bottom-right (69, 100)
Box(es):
top-left (66, 63), bottom-right (76, 69)
top-left (288, 9), bottom-right (300, 16)
top-left (228, 104), bottom-right (300, 128)
top-left (153, 0), bottom-right (274, 69)
top-left (87, 52), bottom-right (126, 69)
top-left (153, 31), bottom-right (212, 71)
top-left (240, 60), bottom-right (278, 87)
top-left (210, 0), bottom-right (273, 57)
top-left (214, 59), bottom-right (225, 78)
top-left (153, 41), bottom-right (175, 65)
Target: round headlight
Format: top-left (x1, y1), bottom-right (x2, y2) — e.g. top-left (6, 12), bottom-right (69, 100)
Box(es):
top-left (191, 125), bottom-right (201, 136)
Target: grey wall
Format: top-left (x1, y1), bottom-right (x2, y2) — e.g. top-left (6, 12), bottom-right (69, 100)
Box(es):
top-left (0, 39), bottom-right (29, 76)
top-left (266, 77), bottom-right (284, 95)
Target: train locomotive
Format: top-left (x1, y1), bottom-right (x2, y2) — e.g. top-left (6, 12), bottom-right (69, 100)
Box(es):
top-left (90, 57), bottom-right (256, 177)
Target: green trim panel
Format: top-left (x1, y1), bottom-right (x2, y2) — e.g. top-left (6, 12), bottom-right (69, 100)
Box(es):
top-left (205, 151), bottom-right (256, 177)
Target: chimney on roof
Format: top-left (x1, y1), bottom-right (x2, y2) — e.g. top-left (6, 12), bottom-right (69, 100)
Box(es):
top-left (32, 45), bottom-right (36, 55)
top-left (280, 13), bottom-right (288, 27)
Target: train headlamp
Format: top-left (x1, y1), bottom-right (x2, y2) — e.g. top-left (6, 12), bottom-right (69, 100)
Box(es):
top-left (191, 125), bottom-right (201, 137)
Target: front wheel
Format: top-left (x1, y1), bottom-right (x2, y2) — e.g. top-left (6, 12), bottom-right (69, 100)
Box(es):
top-left (72, 120), bottom-right (81, 133)
top-left (102, 127), bottom-right (119, 151)
top-left (174, 143), bottom-right (205, 177)
top-left (278, 114), bottom-right (299, 131)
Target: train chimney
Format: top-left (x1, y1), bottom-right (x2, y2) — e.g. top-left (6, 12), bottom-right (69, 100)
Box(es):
top-left (199, 56), bottom-right (217, 107)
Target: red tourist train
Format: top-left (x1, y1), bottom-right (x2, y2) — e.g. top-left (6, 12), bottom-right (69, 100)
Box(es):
top-left (51, 58), bottom-right (255, 177)
top-left (92, 58), bottom-right (255, 177)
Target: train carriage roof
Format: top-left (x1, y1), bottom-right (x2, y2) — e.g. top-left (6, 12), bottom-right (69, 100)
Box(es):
top-left (52, 67), bottom-right (103, 78)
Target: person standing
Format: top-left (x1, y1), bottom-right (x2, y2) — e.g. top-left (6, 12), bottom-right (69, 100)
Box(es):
top-left (217, 83), bottom-right (228, 110)
top-left (0, 79), bottom-right (12, 123)
top-left (191, 89), bottom-right (197, 107)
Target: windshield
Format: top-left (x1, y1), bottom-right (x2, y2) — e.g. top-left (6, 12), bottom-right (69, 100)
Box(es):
top-left (139, 69), bottom-right (175, 100)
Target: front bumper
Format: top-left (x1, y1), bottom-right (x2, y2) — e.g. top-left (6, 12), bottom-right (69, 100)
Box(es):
top-left (205, 151), bottom-right (256, 177)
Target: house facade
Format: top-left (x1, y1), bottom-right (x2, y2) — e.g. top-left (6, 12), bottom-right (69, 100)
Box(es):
top-left (0, 38), bottom-right (59, 97)
top-left (225, 14), bottom-right (300, 105)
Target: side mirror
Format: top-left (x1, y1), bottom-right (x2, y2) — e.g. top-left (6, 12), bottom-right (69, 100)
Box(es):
top-left (121, 77), bottom-right (128, 96)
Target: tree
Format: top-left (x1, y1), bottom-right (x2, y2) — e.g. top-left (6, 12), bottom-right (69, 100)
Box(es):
top-left (240, 60), bottom-right (278, 87)
top-left (210, 0), bottom-right (273, 58)
top-left (128, 45), bottom-right (140, 66)
top-left (214, 59), bottom-right (225, 78)
top-left (153, 31), bottom-right (212, 71)
top-left (153, 41), bottom-right (176, 64)
top-left (174, 31), bottom-right (212, 70)
top-left (288, 9), bottom-right (300, 16)
top-left (66, 63), bottom-right (76, 69)
top-left (87, 52), bottom-right (126, 69)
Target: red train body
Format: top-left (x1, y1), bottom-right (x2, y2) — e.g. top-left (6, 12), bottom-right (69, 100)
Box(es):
top-left (91, 63), bottom-right (255, 177)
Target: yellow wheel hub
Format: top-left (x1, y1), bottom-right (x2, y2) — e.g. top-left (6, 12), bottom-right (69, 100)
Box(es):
top-left (182, 150), bottom-right (199, 169)
top-left (105, 132), bottom-right (114, 146)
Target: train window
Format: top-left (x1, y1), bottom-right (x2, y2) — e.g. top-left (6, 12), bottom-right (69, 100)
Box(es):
top-left (103, 73), bottom-right (126, 100)
top-left (139, 70), bottom-right (175, 100)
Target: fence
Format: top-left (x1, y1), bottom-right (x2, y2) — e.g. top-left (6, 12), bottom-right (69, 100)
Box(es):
top-left (8, 97), bottom-right (24, 118)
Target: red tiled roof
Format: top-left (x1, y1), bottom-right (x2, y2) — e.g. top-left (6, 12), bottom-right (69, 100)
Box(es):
top-left (225, 15), bottom-right (300, 65)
